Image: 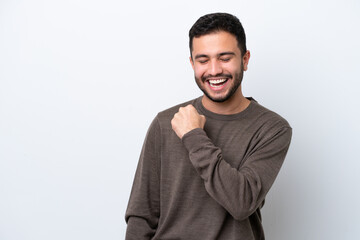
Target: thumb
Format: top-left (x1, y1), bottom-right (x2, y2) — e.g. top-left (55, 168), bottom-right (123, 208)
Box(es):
top-left (200, 114), bottom-right (206, 126)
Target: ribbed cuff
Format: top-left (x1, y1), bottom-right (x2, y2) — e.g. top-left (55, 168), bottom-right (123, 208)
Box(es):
top-left (181, 128), bottom-right (208, 153)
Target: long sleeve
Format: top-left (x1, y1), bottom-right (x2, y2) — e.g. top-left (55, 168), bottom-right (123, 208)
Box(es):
top-left (125, 117), bottom-right (161, 239)
top-left (181, 126), bottom-right (292, 221)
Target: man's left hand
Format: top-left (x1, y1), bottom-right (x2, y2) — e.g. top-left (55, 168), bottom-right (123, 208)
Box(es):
top-left (171, 104), bottom-right (206, 139)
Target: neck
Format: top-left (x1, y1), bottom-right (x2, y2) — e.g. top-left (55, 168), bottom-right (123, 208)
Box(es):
top-left (201, 87), bottom-right (250, 115)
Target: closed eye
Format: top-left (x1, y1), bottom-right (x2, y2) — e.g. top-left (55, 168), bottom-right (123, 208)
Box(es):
top-left (218, 52), bottom-right (235, 62)
top-left (220, 58), bottom-right (231, 62)
top-left (198, 59), bottom-right (209, 64)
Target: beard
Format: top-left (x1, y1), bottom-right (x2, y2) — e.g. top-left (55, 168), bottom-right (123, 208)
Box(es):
top-left (195, 65), bottom-right (244, 103)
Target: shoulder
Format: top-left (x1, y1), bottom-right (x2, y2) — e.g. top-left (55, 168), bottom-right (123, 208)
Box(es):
top-left (246, 99), bottom-right (292, 145)
top-left (250, 99), bottom-right (291, 130)
top-left (232, 99), bottom-right (293, 152)
top-left (156, 97), bottom-right (200, 122)
top-left (150, 97), bottom-right (200, 130)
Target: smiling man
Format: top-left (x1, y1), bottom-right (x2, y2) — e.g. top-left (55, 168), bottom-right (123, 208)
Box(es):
top-left (125, 13), bottom-right (292, 240)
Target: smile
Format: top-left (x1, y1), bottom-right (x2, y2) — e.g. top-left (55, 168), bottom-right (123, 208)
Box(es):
top-left (209, 78), bottom-right (227, 85)
top-left (207, 78), bottom-right (229, 89)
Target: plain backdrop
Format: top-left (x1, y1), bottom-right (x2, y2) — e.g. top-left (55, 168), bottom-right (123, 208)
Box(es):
top-left (1, 0), bottom-right (359, 239)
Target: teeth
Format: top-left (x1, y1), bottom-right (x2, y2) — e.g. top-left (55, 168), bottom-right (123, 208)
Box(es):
top-left (208, 78), bottom-right (227, 84)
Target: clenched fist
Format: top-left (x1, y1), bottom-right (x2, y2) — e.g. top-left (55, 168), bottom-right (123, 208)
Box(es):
top-left (171, 104), bottom-right (206, 139)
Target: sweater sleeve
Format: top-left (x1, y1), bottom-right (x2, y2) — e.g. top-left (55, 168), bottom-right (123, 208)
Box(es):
top-left (125, 117), bottom-right (161, 239)
top-left (181, 126), bottom-right (292, 221)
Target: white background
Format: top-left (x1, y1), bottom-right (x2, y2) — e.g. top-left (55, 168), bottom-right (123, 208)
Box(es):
top-left (1, 0), bottom-right (359, 239)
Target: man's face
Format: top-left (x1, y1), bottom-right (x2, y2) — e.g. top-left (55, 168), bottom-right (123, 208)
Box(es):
top-left (190, 31), bottom-right (249, 103)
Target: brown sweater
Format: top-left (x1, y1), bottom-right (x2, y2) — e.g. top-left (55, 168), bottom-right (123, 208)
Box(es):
top-left (125, 97), bottom-right (292, 240)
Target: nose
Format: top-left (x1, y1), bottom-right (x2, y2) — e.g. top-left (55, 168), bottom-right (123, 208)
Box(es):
top-left (209, 60), bottom-right (223, 76)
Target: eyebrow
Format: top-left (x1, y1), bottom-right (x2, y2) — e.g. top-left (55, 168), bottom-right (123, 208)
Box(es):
top-left (194, 54), bottom-right (208, 60)
top-left (194, 51), bottom-right (236, 60)
top-left (218, 52), bottom-right (236, 57)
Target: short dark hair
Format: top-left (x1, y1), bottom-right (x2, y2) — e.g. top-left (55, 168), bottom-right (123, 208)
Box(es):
top-left (189, 13), bottom-right (247, 57)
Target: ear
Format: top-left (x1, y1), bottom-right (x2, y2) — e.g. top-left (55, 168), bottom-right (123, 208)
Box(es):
top-left (242, 50), bottom-right (250, 71)
top-left (190, 56), bottom-right (195, 70)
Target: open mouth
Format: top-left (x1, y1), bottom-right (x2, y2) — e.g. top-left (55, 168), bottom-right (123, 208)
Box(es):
top-left (206, 78), bottom-right (229, 89)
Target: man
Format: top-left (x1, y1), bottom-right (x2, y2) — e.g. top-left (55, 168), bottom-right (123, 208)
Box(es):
top-left (125, 13), bottom-right (292, 240)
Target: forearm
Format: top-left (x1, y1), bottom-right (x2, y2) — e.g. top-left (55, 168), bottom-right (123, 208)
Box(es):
top-left (182, 127), bottom-right (292, 220)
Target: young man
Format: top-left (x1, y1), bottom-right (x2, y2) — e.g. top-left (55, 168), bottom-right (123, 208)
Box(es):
top-left (125, 13), bottom-right (292, 240)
